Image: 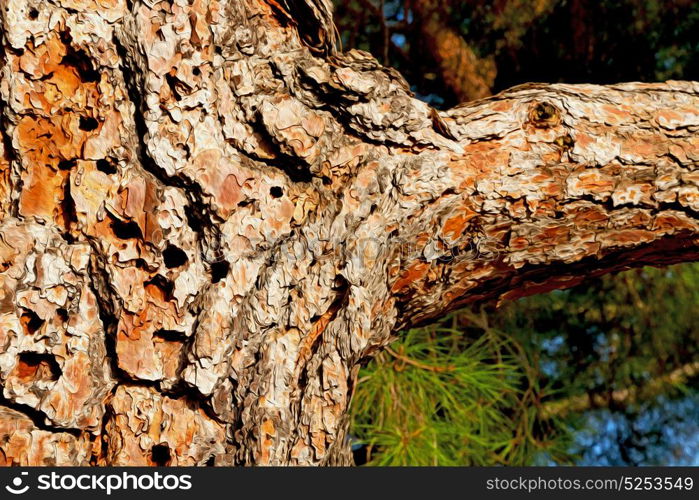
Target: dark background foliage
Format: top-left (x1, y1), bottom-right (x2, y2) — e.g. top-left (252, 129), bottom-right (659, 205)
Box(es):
top-left (334, 0), bottom-right (699, 107)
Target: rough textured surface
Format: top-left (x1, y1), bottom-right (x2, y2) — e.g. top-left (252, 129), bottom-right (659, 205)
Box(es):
top-left (0, 0), bottom-right (698, 465)
top-left (0, 407), bottom-right (93, 466)
top-left (103, 385), bottom-right (227, 465)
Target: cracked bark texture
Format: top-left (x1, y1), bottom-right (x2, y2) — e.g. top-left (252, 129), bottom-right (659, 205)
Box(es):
top-left (0, 0), bottom-right (698, 466)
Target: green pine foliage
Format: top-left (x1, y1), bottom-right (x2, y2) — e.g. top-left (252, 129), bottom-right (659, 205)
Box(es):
top-left (350, 316), bottom-right (573, 466)
top-left (351, 264), bottom-right (699, 465)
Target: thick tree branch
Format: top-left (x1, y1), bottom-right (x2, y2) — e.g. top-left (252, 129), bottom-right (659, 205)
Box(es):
top-left (383, 81), bottom-right (699, 328)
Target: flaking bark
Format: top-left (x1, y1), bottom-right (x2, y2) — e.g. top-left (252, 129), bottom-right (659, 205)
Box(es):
top-left (0, 0), bottom-right (698, 466)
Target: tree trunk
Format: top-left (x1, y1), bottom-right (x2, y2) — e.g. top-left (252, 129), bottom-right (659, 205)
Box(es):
top-left (411, 0), bottom-right (496, 102)
top-left (0, 0), bottom-right (698, 466)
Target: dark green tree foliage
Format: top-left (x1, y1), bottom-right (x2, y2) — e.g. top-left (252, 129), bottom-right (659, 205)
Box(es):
top-left (352, 265), bottom-right (699, 465)
top-left (334, 0), bottom-right (699, 107)
top-left (499, 266), bottom-right (699, 465)
top-left (489, 0), bottom-right (699, 95)
top-left (500, 266), bottom-right (699, 403)
top-left (341, 0), bottom-right (699, 465)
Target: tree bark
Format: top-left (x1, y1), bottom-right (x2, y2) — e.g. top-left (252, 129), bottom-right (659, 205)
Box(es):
top-left (0, 0), bottom-right (698, 466)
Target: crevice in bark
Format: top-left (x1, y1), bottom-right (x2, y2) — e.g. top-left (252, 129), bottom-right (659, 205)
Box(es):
top-left (559, 192), bottom-right (699, 224)
top-left (0, 96), bottom-right (20, 219)
top-left (144, 274), bottom-right (175, 301)
top-left (291, 275), bottom-right (351, 450)
top-left (162, 381), bottom-right (228, 425)
top-left (152, 329), bottom-right (187, 343)
top-left (60, 178), bottom-right (77, 239)
top-left (246, 114), bottom-right (315, 183)
top-left (108, 213), bottom-right (143, 240)
top-left (110, 31), bottom-right (230, 326)
top-left (94, 394), bottom-right (115, 465)
top-left (0, 398), bottom-right (83, 437)
top-left (60, 45), bottom-right (101, 83)
top-left (110, 31), bottom-right (224, 231)
top-left (293, 73), bottom-right (436, 149)
top-left (86, 249), bottom-right (129, 384)
top-left (265, 0), bottom-right (337, 55)
top-left (87, 238), bottom-right (224, 428)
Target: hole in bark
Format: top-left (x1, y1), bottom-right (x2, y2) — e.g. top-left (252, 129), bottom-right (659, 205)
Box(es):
top-left (162, 244), bottom-right (188, 268)
top-left (321, 176), bottom-right (332, 186)
top-left (130, 258), bottom-right (148, 270)
top-left (61, 48), bottom-right (100, 83)
top-left (192, 67), bottom-right (201, 76)
top-left (529, 102), bottom-right (560, 128)
top-left (210, 260), bottom-right (230, 283)
top-left (149, 444), bottom-right (171, 466)
top-left (333, 274), bottom-right (350, 293)
top-left (555, 134), bottom-right (575, 149)
top-left (20, 309), bottom-right (44, 335)
top-left (28, 8), bottom-right (39, 20)
top-left (56, 308), bottom-right (68, 323)
top-left (110, 217), bottom-right (143, 239)
top-left (269, 186), bottom-right (283, 198)
top-left (204, 455), bottom-right (215, 466)
top-left (15, 352), bottom-right (61, 382)
top-left (144, 274), bottom-right (175, 301)
top-left (164, 73), bottom-right (181, 101)
top-left (153, 329), bottom-right (186, 343)
top-left (96, 158), bottom-right (117, 175)
top-left (79, 116), bottom-right (99, 131)
top-left (164, 73), bottom-right (191, 101)
top-left (265, 0), bottom-right (327, 52)
top-left (57, 159), bottom-right (76, 171)
top-left (60, 30), bottom-right (73, 45)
